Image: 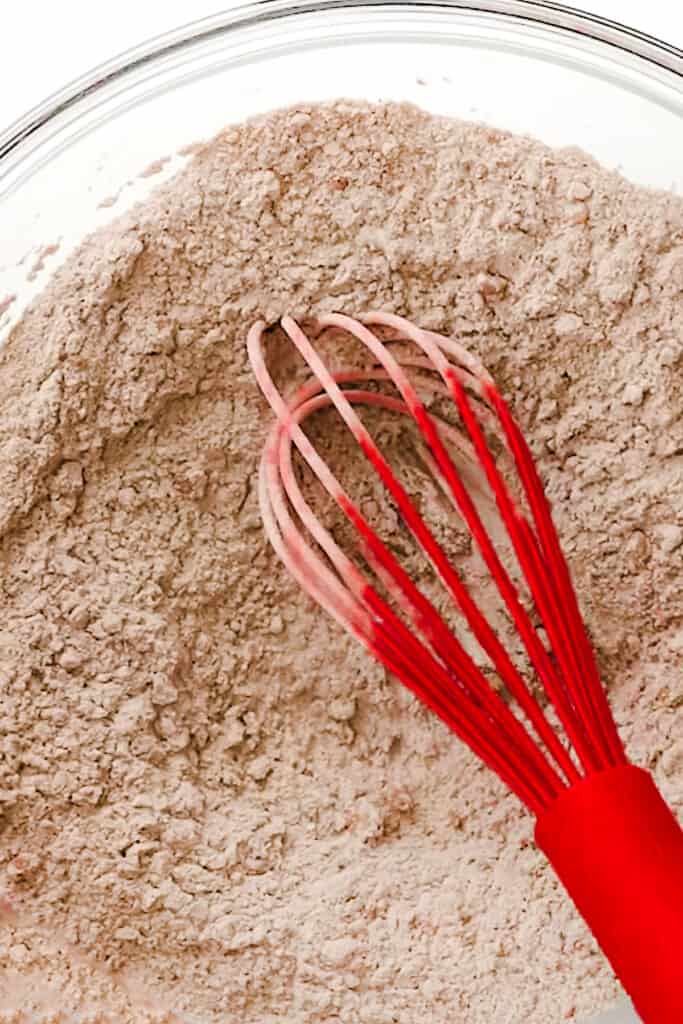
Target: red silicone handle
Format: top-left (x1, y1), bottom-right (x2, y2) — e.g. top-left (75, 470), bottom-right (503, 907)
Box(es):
top-left (535, 765), bottom-right (683, 1022)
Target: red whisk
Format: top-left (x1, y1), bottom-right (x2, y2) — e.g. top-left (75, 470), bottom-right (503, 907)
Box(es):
top-left (247, 312), bottom-right (683, 1022)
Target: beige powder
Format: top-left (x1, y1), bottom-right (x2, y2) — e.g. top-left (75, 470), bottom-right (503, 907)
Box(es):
top-left (0, 102), bottom-right (681, 1023)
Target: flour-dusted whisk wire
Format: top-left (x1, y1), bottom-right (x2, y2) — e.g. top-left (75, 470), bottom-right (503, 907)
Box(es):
top-left (247, 312), bottom-right (683, 1023)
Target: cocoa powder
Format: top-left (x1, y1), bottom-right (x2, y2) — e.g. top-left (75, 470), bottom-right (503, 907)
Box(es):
top-left (0, 102), bottom-right (681, 1023)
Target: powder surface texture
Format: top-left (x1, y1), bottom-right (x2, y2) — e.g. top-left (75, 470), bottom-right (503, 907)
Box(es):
top-left (0, 102), bottom-right (681, 1023)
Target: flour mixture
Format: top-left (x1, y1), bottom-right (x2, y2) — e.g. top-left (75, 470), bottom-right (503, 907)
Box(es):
top-left (0, 103), bottom-right (681, 1023)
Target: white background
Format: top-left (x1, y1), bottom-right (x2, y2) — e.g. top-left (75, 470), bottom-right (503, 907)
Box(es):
top-left (0, 1), bottom-right (681, 132)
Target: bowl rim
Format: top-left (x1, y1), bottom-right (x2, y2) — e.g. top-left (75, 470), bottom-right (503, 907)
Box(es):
top-left (0, 0), bottom-right (682, 169)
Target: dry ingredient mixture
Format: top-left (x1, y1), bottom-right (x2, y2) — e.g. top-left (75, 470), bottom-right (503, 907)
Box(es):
top-left (0, 102), bottom-right (681, 1023)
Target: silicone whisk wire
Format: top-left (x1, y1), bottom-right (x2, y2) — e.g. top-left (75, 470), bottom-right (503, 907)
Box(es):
top-left (247, 314), bottom-right (626, 815)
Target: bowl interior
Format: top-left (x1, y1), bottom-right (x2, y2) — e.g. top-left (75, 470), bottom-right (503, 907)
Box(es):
top-left (0, 6), bottom-right (677, 1021)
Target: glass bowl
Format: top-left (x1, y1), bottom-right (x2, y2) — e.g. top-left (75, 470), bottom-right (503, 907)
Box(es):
top-left (0, 2), bottom-right (680, 1020)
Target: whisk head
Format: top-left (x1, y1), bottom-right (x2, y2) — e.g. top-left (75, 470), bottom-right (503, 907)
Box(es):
top-left (247, 313), bottom-right (626, 816)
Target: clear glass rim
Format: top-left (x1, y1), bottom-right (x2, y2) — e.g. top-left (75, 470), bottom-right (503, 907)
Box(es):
top-left (1, 0), bottom-right (681, 169)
